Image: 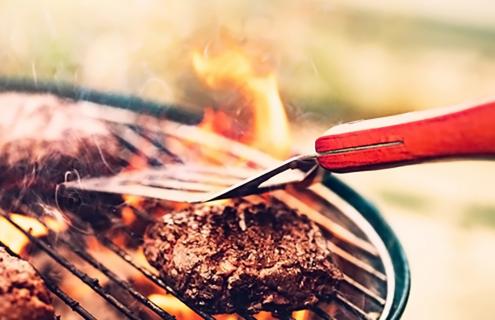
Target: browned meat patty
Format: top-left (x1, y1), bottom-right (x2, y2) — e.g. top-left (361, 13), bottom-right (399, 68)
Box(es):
top-left (0, 248), bottom-right (55, 320)
top-left (144, 199), bottom-right (343, 314)
top-left (0, 93), bottom-right (126, 224)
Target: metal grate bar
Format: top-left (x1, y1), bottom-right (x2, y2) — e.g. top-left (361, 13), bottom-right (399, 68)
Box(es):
top-left (0, 241), bottom-right (97, 320)
top-left (0, 212), bottom-right (142, 320)
top-left (41, 274), bottom-right (98, 320)
top-left (327, 242), bottom-right (386, 282)
top-left (342, 275), bottom-right (385, 306)
top-left (57, 235), bottom-right (175, 320)
top-left (110, 128), bottom-right (163, 167)
top-left (110, 123), bottom-right (171, 165)
top-left (335, 293), bottom-right (370, 320)
top-left (127, 124), bottom-right (182, 163)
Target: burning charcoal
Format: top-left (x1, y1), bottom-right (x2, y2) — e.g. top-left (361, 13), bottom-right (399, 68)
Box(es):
top-left (0, 247), bottom-right (55, 320)
top-left (143, 199), bottom-right (343, 314)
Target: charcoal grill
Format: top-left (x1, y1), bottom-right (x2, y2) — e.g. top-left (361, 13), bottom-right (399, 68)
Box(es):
top-left (0, 78), bottom-right (410, 320)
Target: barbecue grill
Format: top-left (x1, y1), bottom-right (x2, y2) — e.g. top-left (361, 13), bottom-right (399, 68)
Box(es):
top-left (0, 78), bottom-right (410, 320)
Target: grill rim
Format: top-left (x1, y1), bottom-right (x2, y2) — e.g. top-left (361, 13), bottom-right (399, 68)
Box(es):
top-left (0, 76), bottom-right (202, 124)
top-left (0, 77), bottom-right (411, 320)
top-left (322, 174), bottom-right (410, 320)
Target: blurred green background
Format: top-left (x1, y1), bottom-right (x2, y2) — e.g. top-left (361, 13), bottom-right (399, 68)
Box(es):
top-left (2, 1), bottom-right (495, 319)
top-left (4, 0), bottom-right (495, 121)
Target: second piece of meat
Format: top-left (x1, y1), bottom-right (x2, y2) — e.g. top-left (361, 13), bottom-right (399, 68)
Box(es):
top-left (0, 248), bottom-right (55, 320)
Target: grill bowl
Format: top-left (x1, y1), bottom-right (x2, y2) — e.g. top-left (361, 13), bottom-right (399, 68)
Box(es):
top-left (0, 77), bottom-right (410, 320)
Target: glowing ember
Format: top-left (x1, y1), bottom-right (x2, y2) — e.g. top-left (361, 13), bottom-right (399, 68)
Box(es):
top-left (199, 107), bottom-right (237, 141)
top-left (149, 294), bottom-right (202, 320)
top-left (293, 310), bottom-right (311, 320)
top-left (149, 293), bottom-right (296, 320)
top-left (134, 247), bottom-right (152, 268)
top-left (123, 194), bottom-right (144, 207)
top-left (255, 312), bottom-right (274, 320)
top-left (0, 213), bottom-right (66, 254)
top-left (125, 154), bottom-right (149, 170)
top-left (121, 206), bottom-right (137, 225)
top-left (193, 45), bottom-right (291, 159)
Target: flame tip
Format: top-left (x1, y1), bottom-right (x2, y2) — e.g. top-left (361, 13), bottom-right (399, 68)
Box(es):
top-left (193, 42), bottom-right (291, 158)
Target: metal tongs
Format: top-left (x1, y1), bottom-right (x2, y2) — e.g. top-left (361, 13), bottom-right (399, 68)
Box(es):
top-left (63, 100), bottom-right (495, 203)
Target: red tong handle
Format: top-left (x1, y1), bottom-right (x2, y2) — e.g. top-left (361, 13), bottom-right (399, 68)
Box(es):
top-left (315, 100), bottom-right (495, 173)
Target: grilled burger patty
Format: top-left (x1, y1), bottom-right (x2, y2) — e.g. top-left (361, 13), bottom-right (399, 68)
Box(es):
top-left (0, 248), bottom-right (55, 320)
top-left (0, 93), bottom-right (126, 226)
top-left (0, 93), bottom-right (124, 202)
top-left (144, 199), bottom-right (343, 314)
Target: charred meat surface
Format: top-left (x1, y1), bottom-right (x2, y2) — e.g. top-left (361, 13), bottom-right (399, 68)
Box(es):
top-left (0, 93), bottom-right (126, 224)
top-left (144, 199), bottom-right (343, 314)
top-left (0, 248), bottom-right (55, 320)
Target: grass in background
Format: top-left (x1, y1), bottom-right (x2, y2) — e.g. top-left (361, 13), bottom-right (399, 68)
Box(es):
top-left (379, 189), bottom-right (431, 213)
top-left (2, 1), bottom-right (495, 123)
top-left (461, 204), bottom-right (495, 229)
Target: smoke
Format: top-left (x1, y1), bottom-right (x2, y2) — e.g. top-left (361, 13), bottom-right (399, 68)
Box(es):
top-left (0, 92), bottom-right (126, 230)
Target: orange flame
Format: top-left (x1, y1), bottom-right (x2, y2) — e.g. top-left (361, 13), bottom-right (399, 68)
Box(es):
top-left (0, 213), bottom-right (67, 254)
top-left (149, 292), bottom-right (310, 320)
top-left (149, 294), bottom-right (202, 320)
top-left (149, 293), bottom-right (311, 320)
top-left (116, 43), bottom-right (308, 320)
top-left (293, 310), bottom-right (311, 320)
top-left (193, 45), bottom-right (291, 159)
